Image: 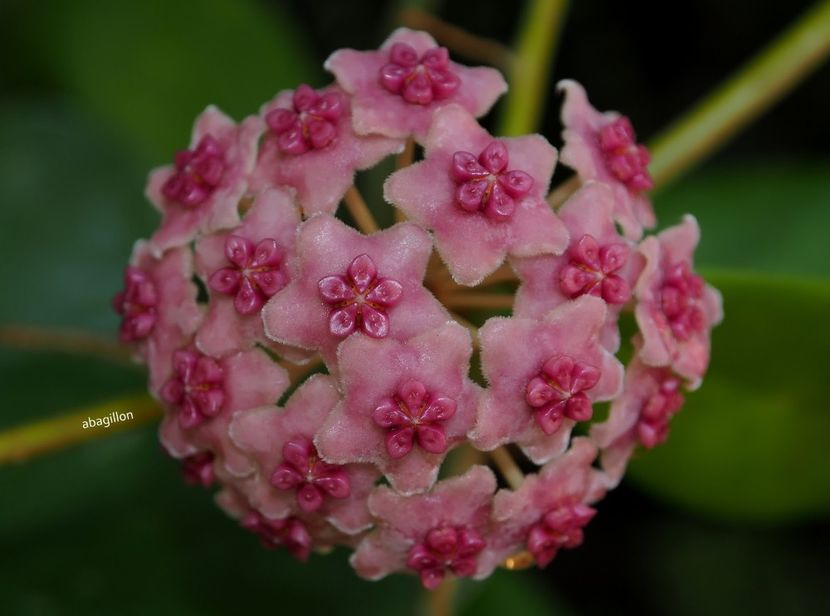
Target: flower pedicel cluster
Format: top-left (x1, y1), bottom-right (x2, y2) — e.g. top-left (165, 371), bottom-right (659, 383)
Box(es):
top-left (115, 29), bottom-right (722, 589)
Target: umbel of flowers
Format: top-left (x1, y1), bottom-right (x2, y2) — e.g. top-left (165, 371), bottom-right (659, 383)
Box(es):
top-left (114, 28), bottom-right (722, 589)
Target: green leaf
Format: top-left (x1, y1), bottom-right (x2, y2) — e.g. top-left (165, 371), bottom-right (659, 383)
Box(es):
top-left (628, 270), bottom-right (830, 522)
top-left (0, 101), bottom-right (155, 331)
top-left (7, 0), bottom-right (318, 164)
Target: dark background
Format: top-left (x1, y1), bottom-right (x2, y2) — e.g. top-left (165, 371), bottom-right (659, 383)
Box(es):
top-left (1, 1), bottom-right (828, 614)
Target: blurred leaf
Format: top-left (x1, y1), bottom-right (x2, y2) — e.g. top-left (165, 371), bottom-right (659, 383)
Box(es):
top-left (0, 101), bottom-right (154, 331)
top-left (655, 161), bottom-right (830, 277)
top-left (639, 518), bottom-right (829, 616)
top-left (7, 0), bottom-right (318, 164)
top-left (629, 270), bottom-right (830, 522)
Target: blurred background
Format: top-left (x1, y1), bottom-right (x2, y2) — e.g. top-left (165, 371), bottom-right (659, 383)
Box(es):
top-left (1, 0), bottom-right (829, 614)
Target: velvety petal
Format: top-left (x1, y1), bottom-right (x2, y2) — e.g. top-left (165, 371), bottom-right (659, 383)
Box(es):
top-left (385, 105), bottom-right (567, 286)
top-left (261, 215), bottom-right (448, 371)
top-left (325, 28), bottom-right (506, 142)
top-left (557, 80), bottom-right (654, 240)
top-left (251, 84), bottom-right (404, 215)
top-left (147, 107), bottom-right (263, 255)
top-left (316, 321), bottom-right (479, 494)
top-left (471, 296), bottom-right (623, 464)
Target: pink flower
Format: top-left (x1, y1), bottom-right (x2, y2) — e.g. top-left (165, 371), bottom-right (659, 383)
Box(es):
top-left (634, 215), bottom-right (722, 387)
top-left (229, 375), bottom-right (378, 534)
top-left (385, 105), bottom-right (569, 285)
top-left (315, 322), bottom-right (480, 494)
top-left (145, 106), bottom-right (262, 255)
top-left (351, 465), bottom-right (497, 588)
top-left (558, 80), bottom-right (655, 240)
top-left (193, 188), bottom-right (305, 360)
top-left (215, 485), bottom-right (353, 561)
top-left (325, 28), bottom-right (507, 142)
top-left (513, 182), bottom-right (642, 351)
top-left (158, 347), bottom-right (289, 477)
top-left (181, 451), bottom-right (216, 487)
top-left (250, 84), bottom-right (404, 215)
top-left (113, 241), bottom-right (203, 391)
top-left (261, 214), bottom-right (449, 370)
top-left (470, 296), bottom-right (624, 464)
top-left (591, 356), bottom-right (686, 486)
top-left (488, 438), bottom-right (606, 569)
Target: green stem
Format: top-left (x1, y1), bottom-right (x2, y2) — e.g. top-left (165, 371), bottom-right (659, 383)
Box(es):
top-left (0, 394), bottom-right (161, 465)
top-left (499, 0), bottom-right (570, 136)
top-left (649, 0), bottom-right (830, 187)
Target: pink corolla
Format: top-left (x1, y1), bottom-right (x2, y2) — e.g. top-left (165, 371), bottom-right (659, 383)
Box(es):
top-left (513, 182), bottom-right (641, 351)
top-left (261, 214), bottom-right (449, 369)
top-left (634, 215), bottom-right (723, 387)
top-left (194, 188), bottom-right (301, 359)
top-left (591, 356), bottom-right (686, 486)
top-left (113, 241), bottom-right (203, 391)
top-left (471, 296), bottom-right (624, 464)
top-left (487, 438), bottom-right (605, 570)
top-left (558, 80), bottom-right (655, 240)
top-left (315, 322), bottom-right (480, 494)
top-left (215, 485), bottom-right (352, 561)
top-left (325, 28), bottom-right (507, 142)
top-left (251, 84), bottom-right (404, 215)
top-left (145, 106), bottom-right (262, 255)
top-left (385, 104), bottom-right (568, 285)
top-left (351, 465), bottom-right (498, 588)
top-left (229, 375), bottom-right (378, 534)
top-left (158, 347), bottom-right (289, 477)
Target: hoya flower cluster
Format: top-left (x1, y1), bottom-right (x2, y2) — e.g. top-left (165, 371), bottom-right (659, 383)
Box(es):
top-left (115, 28), bottom-right (722, 589)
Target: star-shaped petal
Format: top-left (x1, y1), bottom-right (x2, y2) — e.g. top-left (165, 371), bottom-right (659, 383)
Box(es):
top-left (470, 296), bottom-right (624, 464)
top-left (385, 105), bottom-right (569, 285)
top-left (250, 84), bottom-right (404, 216)
top-left (193, 187), bottom-right (311, 362)
top-left (558, 80), bottom-right (656, 240)
top-left (146, 106), bottom-right (263, 255)
top-left (634, 214), bottom-right (723, 387)
top-left (261, 214), bottom-right (449, 371)
top-left (351, 465), bottom-right (498, 588)
top-left (158, 347), bottom-right (289, 477)
top-left (315, 322), bottom-right (480, 494)
top-left (229, 374), bottom-right (379, 534)
top-left (485, 438), bottom-right (606, 570)
top-left (325, 28), bottom-right (507, 142)
top-left (512, 181), bottom-right (642, 351)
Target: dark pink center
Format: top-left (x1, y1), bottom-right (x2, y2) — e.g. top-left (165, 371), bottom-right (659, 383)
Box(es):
top-left (181, 451), bottom-right (215, 487)
top-left (160, 349), bottom-right (225, 429)
top-left (406, 525), bottom-right (485, 590)
top-left (450, 140), bottom-right (533, 221)
top-left (208, 234), bottom-right (288, 315)
top-left (559, 234), bottom-right (631, 304)
top-left (598, 117), bottom-right (653, 192)
top-left (637, 370), bottom-right (685, 448)
top-left (270, 436), bottom-right (350, 513)
top-left (525, 356), bottom-right (601, 434)
top-left (372, 379), bottom-right (457, 459)
top-left (526, 502), bottom-right (596, 568)
top-left (660, 261), bottom-right (705, 341)
top-left (162, 134), bottom-right (226, 206)
top-left (241, 510), bottom-right (312, 561)
top-left (113, 265), bottom-right (158, 342)
top-left (317, 253), bottom-right (403, 339)
top-left (379, 43), bottom-right (460, 105)
top-left (265, 84), bottom-right (344, 155)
